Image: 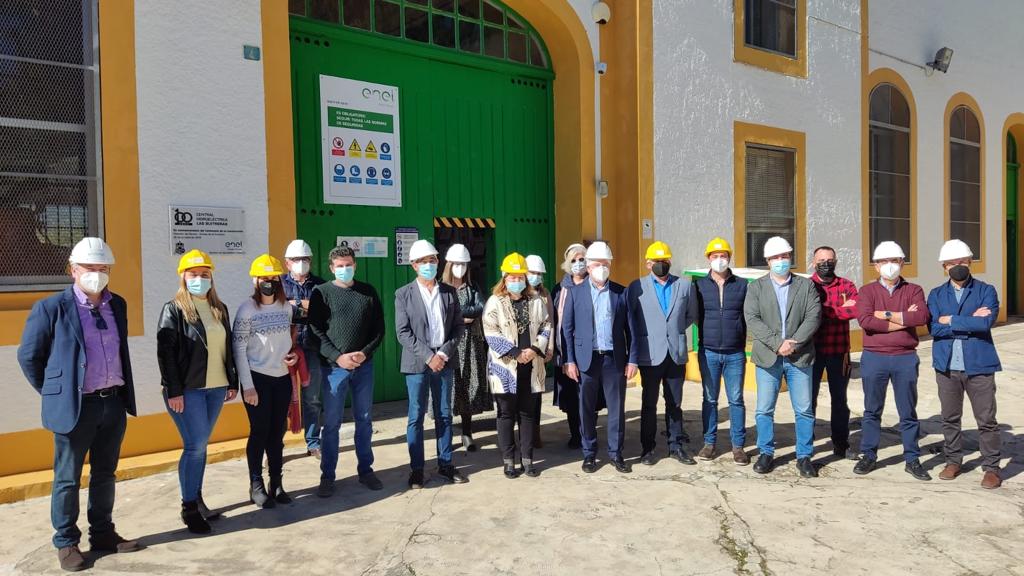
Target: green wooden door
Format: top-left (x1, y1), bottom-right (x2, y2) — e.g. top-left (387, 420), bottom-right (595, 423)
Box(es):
top-left (289, 3), bottom-right (555, 402)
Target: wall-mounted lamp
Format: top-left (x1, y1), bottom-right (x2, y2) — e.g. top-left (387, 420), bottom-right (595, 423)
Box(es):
top-left (927, 47), bottom-right (954, 74)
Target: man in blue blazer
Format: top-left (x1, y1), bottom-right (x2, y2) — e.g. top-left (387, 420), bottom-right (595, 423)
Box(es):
top-left (562, 241), bottom-right (636, 473)
top-left (927, 239), bottom-right (1002, 489)
top-left (627, 241), bottom-right (698, 466)
top-left (17, 238), bottom-right (139, 571)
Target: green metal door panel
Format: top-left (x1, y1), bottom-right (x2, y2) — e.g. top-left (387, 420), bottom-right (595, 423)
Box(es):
top-left (1008, 162), bottom-right (1019, 314)
top-left (290, 18), bottom-right (554, 402)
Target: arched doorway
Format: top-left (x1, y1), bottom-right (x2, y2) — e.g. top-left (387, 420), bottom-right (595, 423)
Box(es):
top-left (1006, 116), bottom-right (1024, 316)
top-left (288, 0), bottom-right (555, 401)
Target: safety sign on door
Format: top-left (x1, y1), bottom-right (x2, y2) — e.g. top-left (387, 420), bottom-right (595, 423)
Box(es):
top-left (320, 75), bottom-right (401, 207)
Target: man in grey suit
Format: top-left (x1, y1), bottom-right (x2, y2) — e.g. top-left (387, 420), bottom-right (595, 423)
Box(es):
top-left (627, 241), bottom-right (699, 466)
top-left (744, 236), bottom-right (821, 478)
top-left (395, 239), bottom-right (467, 488)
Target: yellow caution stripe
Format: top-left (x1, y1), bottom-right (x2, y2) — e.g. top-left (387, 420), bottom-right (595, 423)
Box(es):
top-left (433, 217), bottom-right (497, 229)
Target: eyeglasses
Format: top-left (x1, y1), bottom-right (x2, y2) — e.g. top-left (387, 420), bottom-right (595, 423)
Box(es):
top-left (89, 307), bottom-right (108, 330)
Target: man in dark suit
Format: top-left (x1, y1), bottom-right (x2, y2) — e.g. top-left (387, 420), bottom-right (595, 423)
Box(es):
top-left (562, 241), bottom-right (636, 473)
top-left (18, 237), bottom-right (140, 572)
top-left (395, 239), bottom-right (467, 489)
top-left (627, 241), bottom-right (698, 466)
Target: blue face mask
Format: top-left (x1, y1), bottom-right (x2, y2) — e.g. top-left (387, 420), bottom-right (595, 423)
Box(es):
top-left (527, 273), bottom-right (543, 287)
top-left (770, 259), bottom-right (791, 276)
top-left (506, 280), bottom-right (527, 295)
top-left (417, 263), bottom-right (437, 281)
top-left (186, 277), bottom-right (211, 297)
top-left (334, 266), bottom-right (355, 283)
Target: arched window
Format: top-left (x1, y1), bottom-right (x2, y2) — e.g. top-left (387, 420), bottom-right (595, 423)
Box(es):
top-left (868, 83), bottom-right (912, 261)
top-left (949, 105), bottom-right (981, 255)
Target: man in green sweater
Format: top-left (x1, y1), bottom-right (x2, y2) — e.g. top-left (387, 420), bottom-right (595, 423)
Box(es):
top-left (308, 245), bottom-right (386, 496)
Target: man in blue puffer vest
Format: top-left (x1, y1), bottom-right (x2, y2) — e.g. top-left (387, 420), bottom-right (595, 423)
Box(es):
top-left (927, 239), bottom-right (1002, 489)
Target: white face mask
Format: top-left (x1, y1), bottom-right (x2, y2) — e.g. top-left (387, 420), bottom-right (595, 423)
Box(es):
top-left (79, 271), bottom-right (109, 294)
top-left (880, 262), bottom-right (902, 281)
top-left (451, 264), bottom-right (467, 279)
top-left (292, 260), bottom-right (310, 276)
top-left (590, 266), bottom-right (610, 283)
top-left (709, 257), bottom-right (729, 274)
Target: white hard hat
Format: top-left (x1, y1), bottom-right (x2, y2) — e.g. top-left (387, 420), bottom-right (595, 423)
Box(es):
top-left (445, 243), bottom-right (471, 263)
top-left (585, 241), bottom-right (613, 261)
top-left (563, 243), bottom-right (586, 259)
top-left (872, 241), bottom-right (906, 261)
top-left (69, 237), bottom-right (115, 265)
top-left (409, 239), bottom-right (439, 262)
top-left (284, 239), bottom-right (313, 258)
top-left (762, 236), bottom-right (794, 259)
top-left (526, 255), bottom-right (546, 273)
top-left (938, 239), bottom-right (973, 262)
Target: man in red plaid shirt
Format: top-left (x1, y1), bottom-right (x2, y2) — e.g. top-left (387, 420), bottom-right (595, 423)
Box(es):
top-left (810, 246), bottom-right (859, 460)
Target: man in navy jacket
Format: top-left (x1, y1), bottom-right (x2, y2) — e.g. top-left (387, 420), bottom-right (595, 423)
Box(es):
top-left (562, 241), bottom-right (636, 474)
top-left (17, 238), bottom-right (140, 571)
top-left (927, 239), bottom-right (1002, 489)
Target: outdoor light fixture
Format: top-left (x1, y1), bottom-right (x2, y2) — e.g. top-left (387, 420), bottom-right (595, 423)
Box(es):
top-left (927, 47), bottom-right (954, 74)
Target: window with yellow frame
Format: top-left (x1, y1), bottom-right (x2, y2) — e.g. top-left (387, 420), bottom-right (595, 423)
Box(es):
top-left (733, 0), bottom-right (807, 78)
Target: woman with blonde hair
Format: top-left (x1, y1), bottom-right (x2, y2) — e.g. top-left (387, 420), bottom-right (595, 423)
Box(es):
top-left (482, 253), bottom-right (552, 478)
top-left (157, 249), bottom-right (239, 534)
top-left (551, 243), bottom-right (589, 448)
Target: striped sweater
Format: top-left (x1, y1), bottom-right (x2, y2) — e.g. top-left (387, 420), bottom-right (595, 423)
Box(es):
top-left (232, 299), bottom-right (294, 390)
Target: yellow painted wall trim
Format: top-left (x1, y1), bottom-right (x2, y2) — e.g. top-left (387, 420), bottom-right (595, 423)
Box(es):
top-left (0, 1), bottom-right (143, 345)
top-left (1002, 113), bottom-right (1024, 321)
top-left (733, 0), bottom-right (808, 79)
top-left (862, 67), bottom-right (919, 280)
top-left (732, 121), bottom-right (807, 268)
top-left (263, 0), bottom-right (298, 257)
top-left (943, 92), bottom-right (986, 273)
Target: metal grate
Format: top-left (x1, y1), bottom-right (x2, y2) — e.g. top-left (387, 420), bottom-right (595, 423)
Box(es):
top-left (0, 0), bottom-right (101, 291)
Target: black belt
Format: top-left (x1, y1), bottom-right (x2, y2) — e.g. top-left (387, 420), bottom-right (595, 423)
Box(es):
top-left (84, 386), bottom-right (119, 398)
top-left (593, 350), bottom-right (614, 356)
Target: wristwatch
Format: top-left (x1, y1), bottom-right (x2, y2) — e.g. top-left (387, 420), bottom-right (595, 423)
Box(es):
top-left (884, 311), bottom-right (892, 319)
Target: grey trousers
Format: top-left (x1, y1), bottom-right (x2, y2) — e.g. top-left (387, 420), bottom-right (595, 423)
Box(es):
top-left (935, 371), bottom-right (1001, 471)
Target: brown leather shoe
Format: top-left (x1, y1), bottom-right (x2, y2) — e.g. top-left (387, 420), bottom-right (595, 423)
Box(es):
top-left (981, 470), bottom-right (1002, 489)
top-left (732, 448), bottom-right (751, 466)
top-left (58, 545), bottom-right (86, 572)
top-left (89, 531), bottom-right (141, 553)
top-left (697, 444), bottom-right (716, 461)
top-left (938, 463), bottom-right (961, 480)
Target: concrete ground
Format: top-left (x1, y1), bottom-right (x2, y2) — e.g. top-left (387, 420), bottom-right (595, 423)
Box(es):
top-left (3, 325), bottom-right (1024, 575)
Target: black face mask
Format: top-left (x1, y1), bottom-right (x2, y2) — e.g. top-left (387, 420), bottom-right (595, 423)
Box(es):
top-left (815, 261), bottom-right (836, 279)
top-left (948, 265), bottom-right (970, 282)
top-left (258, 281), bottom-right (278, 297)
top-left (652, 261), bottom-right (670, 278)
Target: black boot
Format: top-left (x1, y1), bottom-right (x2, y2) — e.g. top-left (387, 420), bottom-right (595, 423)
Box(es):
top-left (181, 500), bottom-right (211, 534)
top-left (250, 478), bottom-right (275, 509)
top-left (269, 476), bottom-right (292, 504)
top-left (196, 491), bottom-right (221, 521)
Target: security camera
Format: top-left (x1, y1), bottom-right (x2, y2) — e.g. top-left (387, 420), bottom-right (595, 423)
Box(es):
top-left (592, 2), bottom-right (611, 25)
top-left (596, 62), bottom-right (608, 75)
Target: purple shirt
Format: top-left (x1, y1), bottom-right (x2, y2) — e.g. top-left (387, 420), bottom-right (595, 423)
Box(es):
top-left (73, 285), bottom-right (125, 393)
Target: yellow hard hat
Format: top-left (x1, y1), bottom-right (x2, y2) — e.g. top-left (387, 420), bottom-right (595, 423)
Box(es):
top-left (177, 249), bottom-right (215, 274)
top-left (645, 241), bottom-right (672, 260)
top-left (249, 254), bottom-right (284, 277)
top-left (500, 252), bottom-right (528, 274)
top-left (705, 237), bottom-right (733, 257)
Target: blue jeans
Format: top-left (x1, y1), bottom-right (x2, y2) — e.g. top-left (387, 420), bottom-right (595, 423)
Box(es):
top-left (301, 346), bottom-right (325, 451)
top-left (755, 357), bottom-right (814, 458)
top-left (699, 349), bottom-right (747, 447)
top-left (406, 367), bottom-right (454, 471)
top-left (51, 394), bottom-right (126, 549)
top-left (166, 387), bottom-right (226, 501)
top-left (860, 351), bottom-right (920, 462)
top-left (321, 361), bottom-right (376, 480)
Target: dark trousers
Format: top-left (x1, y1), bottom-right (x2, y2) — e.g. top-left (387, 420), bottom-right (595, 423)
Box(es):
top-left (860, 351), bottom-right (920, 462)
top-left (639, 358), bottom-right (685, 454)
top-left (243, 372), bottom-right (293, 481)
top-left (51, 394), bottom-right (127, 549)
top-left (579, 353), bottom-right (626, 460)
top-left (936, 371), bottom-right (1001, 471)
top-left (811, 353), bottom-right (851, 452)
top-left (555, 370), bottom-right (582, 441)
top-left (496, 366), bottom-right (539, 461)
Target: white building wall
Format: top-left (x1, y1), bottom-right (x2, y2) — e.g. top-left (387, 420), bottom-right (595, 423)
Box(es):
top-left (652, 0), bottom-right (863, 280)
top-left (0, 0), bottom-right (270, 432)
top-left (868, 0), bottom-right (1024, 298)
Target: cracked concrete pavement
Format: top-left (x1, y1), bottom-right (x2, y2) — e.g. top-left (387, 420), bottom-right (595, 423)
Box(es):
top-left (3, 323), bottom-right (1024, 575)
